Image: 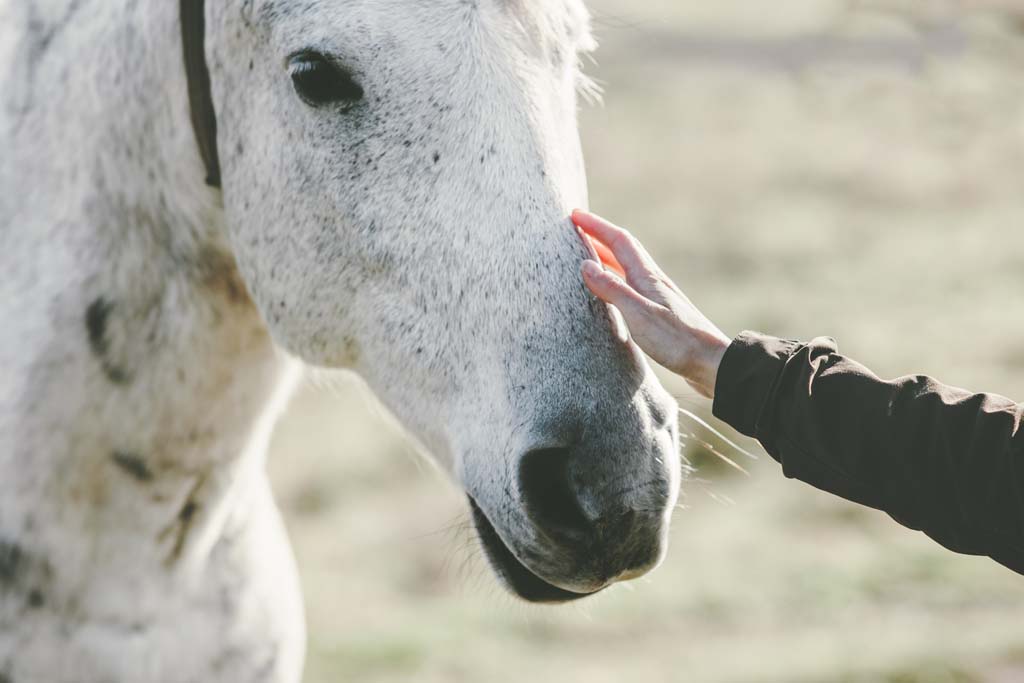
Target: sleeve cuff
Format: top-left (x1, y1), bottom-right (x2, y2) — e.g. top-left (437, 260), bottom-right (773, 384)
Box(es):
top-left (711, 331), bottom-right (801, 438)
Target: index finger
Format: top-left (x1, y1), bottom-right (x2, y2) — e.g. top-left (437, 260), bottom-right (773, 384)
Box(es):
top-left (589, 235), bottom-right (627, 279)
top-left (571, 210), bottom-right (659, 282)
top-left (575, 224), bottom-right (626, 279)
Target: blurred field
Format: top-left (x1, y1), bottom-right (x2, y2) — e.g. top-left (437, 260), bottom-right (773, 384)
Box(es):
top-left (268, 2), bottom-right (1024, 681)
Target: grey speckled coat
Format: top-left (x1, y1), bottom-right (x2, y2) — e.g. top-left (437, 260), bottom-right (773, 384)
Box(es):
top-left (0, 1), bottom-right (681, 680)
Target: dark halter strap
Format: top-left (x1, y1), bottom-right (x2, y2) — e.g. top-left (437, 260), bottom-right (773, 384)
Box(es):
top-left (181, 0), bottom-right (222, 188)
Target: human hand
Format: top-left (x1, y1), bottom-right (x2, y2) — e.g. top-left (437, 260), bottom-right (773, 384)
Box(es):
top-left (573, 210), bottom-right (731, 399)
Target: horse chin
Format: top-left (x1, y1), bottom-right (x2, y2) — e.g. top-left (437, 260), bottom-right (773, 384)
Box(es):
top-left (468, 497), bottom-right (600, 604)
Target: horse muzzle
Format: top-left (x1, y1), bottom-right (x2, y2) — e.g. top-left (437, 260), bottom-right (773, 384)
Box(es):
top-left (467, 416), bottom-right (679, 603)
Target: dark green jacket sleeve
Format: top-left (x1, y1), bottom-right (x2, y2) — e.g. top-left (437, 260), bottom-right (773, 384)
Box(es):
top-left (712, 331), bottom-right (1024, 575)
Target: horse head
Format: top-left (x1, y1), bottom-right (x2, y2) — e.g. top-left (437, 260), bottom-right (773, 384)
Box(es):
top-left (206, 0), bottom-right (681, 601)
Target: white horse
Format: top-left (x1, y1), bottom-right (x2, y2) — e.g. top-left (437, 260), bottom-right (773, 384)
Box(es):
top-left (0, 0), bottom-right (681, 680)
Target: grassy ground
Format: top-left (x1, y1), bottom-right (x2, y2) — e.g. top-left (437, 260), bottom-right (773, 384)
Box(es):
top-left (268, 3), bottom-right (1024, 681)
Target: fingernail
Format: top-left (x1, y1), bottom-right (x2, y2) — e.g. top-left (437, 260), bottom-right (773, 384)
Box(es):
top-left (581, 260), bottom-right (601, 277)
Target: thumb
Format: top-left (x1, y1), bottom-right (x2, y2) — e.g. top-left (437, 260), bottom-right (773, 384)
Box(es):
top-left (581, 260), bottom-right (656, 323)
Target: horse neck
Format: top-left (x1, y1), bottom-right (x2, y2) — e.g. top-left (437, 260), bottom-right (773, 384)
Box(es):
top-left (0, 0), bottom-right (294, 539)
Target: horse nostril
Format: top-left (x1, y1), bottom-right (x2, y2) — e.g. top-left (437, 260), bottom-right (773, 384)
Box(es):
top-left (518, 446), bottom-right (591, 541)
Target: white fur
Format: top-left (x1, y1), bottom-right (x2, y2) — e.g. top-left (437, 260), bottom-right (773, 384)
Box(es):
top-left (0, 1), bottom-right (680, 680)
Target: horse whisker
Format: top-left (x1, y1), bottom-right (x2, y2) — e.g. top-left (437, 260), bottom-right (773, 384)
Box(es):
top-left (688, 437), bottom-right (750, 476)
top-left (677, 407), bottom-right (758, 460)
top-left (703, 488), bottom-right (736, 506)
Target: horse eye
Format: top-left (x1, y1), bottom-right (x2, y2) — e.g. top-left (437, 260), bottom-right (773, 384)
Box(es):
top-left (287, 52), bottom-right (364, 108)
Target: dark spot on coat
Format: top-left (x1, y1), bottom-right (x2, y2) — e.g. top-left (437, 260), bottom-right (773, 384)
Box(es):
top-left (161, 474), bottom-right (207, 565)
top-left (165, 499), bottom-right (198, 563)
top-left (84, 298), bottom-right (131, 385)
top-left (0, 541), bottom-right (23, 585)
top-left (433, 151), bottom-right (441, 164)
top-left (85, 298), bottom-right (112, 358)
top-left (0, 540), bottom-right (52, 602)
top-left (180, 501), bottom-right (197, 524)
top-left (26, 589), bottom-right (44, 608)
top-left (111, 451), bottom-right (153, 483)
top-left (0, 670), bottom-right (11, 683)
top-left (197, 248), bottom-right (250, 306)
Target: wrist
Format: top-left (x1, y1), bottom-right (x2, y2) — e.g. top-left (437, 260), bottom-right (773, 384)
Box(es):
top-left (684, 331), bottom-right (730, 399)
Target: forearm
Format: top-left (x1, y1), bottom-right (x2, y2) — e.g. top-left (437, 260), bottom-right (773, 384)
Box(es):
top-left (712, 331), bottom-right (1024, 573)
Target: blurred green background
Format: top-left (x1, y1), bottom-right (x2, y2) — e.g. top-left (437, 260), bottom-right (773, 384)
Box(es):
top-left (268, 2), bottom-right (1024, 681)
